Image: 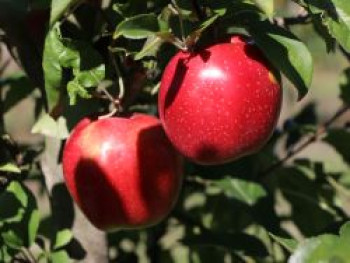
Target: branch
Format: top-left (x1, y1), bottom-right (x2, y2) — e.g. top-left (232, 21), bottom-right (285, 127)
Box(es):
top-left (260, 105), bottom-right (350, 178)
top-left (273, 13), bottom-right (311, 27)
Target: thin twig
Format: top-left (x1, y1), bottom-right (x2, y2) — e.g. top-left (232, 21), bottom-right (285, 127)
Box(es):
top-left (99, 86), bottom-right (115, 103)
top-left (260, 105), bottom-right (350, 178)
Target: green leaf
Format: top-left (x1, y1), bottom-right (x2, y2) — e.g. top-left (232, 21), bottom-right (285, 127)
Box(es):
top-left (67, 80), bottom-right (92, 105)
top-left (6, 181), bottom-right (28, 207)
top-left (31, 113), bottom-right (69, 139)
top-left (54, 229), bottom-right (73, 250)
top-left (340, 68), bottom-right (350, 104)
top-left (252, 0), bottom-right (274, 18)
top-left (0, 182), bottom-right (39, 249)
top-left (114, 14), bottom-right (160, 39)
top-left (269, 233), bottom-right (298, 253)
top-left (50, 0), bottom-right (80, 26)
top-left (50, 250), bottom-right (71, 263)
top-left (213, 177), bottom-right (267, 206)
top-left (0, 163), bottom-right (21, 174)
top-left (43, 23), bottom-right (105, 107)
top-left (0, 244), bottom-right (17, 262)
top-left (28, 210), bottom-right (40, 247)
top-left (2, 230), bottom-right (23, 249)
top-left (289, 221), bottom-right (350, 263)
top-left (135, 36), bottom-right (164, 60)
top-left (42, 24), bottom-right (65, 111)
top-left (340, 222), bottom-right (350, 241)
top-left (307, 0), bottom-right (350, 52)
top-left (248, 20), bottom-right (313, 100)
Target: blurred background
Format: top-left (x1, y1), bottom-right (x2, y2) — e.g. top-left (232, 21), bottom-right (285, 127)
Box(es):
top-left (1, 0), bottom-right (349, 262)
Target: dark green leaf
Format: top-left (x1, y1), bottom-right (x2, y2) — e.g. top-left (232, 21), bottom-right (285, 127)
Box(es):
top-left (1, 74), bottom-right (36, 113)
top-left (114, 14), bottom-right (160, 39)
top-left (311, 14), bottom-right (336, 52)
top-left (248, 21), bottom-right (313, 100)
top-left (0, 182), bottom-right (39, 249)
top-left (307, 0), bottom-right (350, 52)
top-left (278, 167), bottom-right (335, 236)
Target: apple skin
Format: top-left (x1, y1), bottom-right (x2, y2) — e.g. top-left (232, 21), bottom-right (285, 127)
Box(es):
top-left (62, 114), bottom-right (183, 231)
top-left (158, 36), bottom-right (282, 165)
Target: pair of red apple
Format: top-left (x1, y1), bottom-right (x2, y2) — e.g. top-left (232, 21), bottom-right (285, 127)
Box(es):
top-left (62, 36), bottom-right (282, 231)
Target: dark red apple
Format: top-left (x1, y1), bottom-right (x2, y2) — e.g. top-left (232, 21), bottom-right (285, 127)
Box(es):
top-left (158, 36), bottom-right (282, 165)
top-left (62, 114), bottom-right (183, 231)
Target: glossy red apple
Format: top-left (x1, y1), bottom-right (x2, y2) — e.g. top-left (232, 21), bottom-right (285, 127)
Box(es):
top-left (62, 114), bottom-right (183, 231)
top-left (158, 36), bottom-right (282, 165)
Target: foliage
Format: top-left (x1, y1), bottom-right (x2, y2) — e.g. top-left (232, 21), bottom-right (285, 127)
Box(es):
top-left (0, 0), bottom-right (349, 262)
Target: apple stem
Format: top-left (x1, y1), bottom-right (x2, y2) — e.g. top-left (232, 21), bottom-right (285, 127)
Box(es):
top-left (98, 107), bottom-right (118, 119)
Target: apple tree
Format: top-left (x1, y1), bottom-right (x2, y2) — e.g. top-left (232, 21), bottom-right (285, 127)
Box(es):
top-left (0, 0), bottom-right (350, 262)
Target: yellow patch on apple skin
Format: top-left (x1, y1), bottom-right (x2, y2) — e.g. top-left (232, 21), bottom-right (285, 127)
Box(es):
top-left (79, 125), bottom-right (101, 158)
top-left (268, 71), bottom-right (278, 85)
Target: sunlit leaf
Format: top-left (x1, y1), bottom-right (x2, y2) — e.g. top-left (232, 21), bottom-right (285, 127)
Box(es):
top-left (54, 229), bottom-right (73, 250)
top-left (289, 221), bottom-right (350, 263)
top-left (213, 177), bottom-right (267, 206)
top-left (31, 113), bottom-right (69, 139)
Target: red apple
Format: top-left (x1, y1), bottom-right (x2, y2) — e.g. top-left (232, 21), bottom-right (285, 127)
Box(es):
top-left (158, 36), bottom-right (282, 165)
top-left (62, 114), bottom-right (183, 231)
